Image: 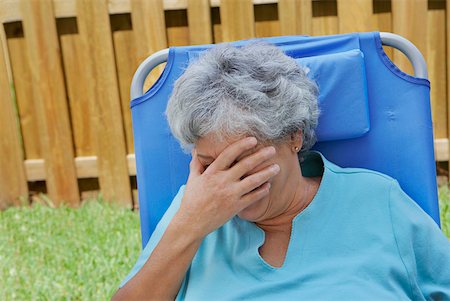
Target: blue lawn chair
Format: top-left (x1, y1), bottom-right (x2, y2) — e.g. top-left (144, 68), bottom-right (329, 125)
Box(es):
top-left (129, 31), bottom-right (440, 249)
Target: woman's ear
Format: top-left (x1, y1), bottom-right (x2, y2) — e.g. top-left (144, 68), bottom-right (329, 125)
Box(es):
top-left (290, 129), bottom-right (303, 149)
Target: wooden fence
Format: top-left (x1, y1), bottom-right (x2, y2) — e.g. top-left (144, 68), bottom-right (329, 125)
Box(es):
top-left (0, 0), bottom-right (448, 209)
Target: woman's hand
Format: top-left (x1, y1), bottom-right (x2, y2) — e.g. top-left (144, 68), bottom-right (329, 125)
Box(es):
top-left (173, 136), bottom-right (280, 239)
top-left (111, 137), bottom-right (279, 301)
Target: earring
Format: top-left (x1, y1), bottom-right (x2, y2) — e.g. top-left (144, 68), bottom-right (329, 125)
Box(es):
top-left (293, 146), bottom-right (300, 152)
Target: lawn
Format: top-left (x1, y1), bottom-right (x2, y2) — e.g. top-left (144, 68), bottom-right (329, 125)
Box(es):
top-left (1, 185), bottom-right (449, 301)
top-left (0, 198), bottom-right (141, 300)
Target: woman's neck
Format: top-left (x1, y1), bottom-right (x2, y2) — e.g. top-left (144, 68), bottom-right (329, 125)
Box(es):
top-left (256, 174), bottom-right (322, 234)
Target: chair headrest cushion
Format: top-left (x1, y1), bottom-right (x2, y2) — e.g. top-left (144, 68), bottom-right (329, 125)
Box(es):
top-left (296, 49), bottom-right (370, 141)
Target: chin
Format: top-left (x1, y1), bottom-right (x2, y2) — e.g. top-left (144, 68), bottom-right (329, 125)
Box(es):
top-left (237, 195), bottom-right (270, 222)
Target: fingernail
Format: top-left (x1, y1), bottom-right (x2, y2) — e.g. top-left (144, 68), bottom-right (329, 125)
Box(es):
top-left (266, 146), bottom-right (276, 155)
top-left (248, 137), bottom-right (257, 145)
top-left (271, 164), bottom-right (280, 172)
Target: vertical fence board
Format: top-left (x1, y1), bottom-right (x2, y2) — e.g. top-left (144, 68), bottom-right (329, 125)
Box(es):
top-left (373, 0), bottom-right (393, 60)
top-left (76, 0), bottom-right (132, 206)
top-left (278, 0), bottom-right (312, 35)
top-left (111, 14), bottom-right (136, 155)
top-left (254, 3), bottom-right (280, 38)
top-left (212, 7), bottom-right (223, 43)
top-left (20, 0), bottom-right (80, 206)
top-left (4, 22), bottom-right (41, 159)
top-left (428, 1), bottom-right (447, 140)
top-left (111, 15), bottom-right (139, 206)
top-left (392, 0), bottom-right (428, 76)
top-left (296, 0), bottom-right (312, 35)
top-left (166, 10), bottom-right (190, 46)
top-left (278, 0), bottom-right (298, 35)
top-left (131, 0), bottom-right (168, 93)
top-left (0, 26), bottom-right (27, 209)
top-left (220, 0), bottom-right (255, 41)
top-left (337, 0), bottom-right (373, 33)
top-left (447, 0), bottom-right (450, 169)
top-left (188, 0), bottom-right (213, 45)
top-left (312, 0), bottom-right (339, 36)
top-left (58, 18), bottom-right (95, 157)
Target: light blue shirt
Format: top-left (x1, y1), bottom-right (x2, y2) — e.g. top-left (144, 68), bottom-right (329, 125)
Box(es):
top-left (119, 150), bottom-right (450, 300)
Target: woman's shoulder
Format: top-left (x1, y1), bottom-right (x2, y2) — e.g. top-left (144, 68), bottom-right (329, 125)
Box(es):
top-left (315, 150), bottom-right (396, 192)
top-left (324, 162), bottom-right (394, 205)
top-left (326, 160), bottom-right (395, 184)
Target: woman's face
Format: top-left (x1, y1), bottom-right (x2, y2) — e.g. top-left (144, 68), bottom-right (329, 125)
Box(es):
top-left (195, 133), bottom-right (301, 222)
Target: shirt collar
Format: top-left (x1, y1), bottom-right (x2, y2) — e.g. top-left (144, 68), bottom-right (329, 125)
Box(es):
top-left (301, 150), bottom-right (341, 177)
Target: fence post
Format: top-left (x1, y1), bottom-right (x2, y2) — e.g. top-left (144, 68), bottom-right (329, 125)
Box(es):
top-left (220, 0), bottom-right (255, 42)
top-left (391, 0), bottom-right (428, 76)
top-left (279, 0), bottom-right (312, 35)
top-left (20, 0), bottom-right (80, 206)
top-left (187, 0), bottom-right (213, 45)
top-left (76, 0), bottom-right (132, 206)
top-left (0, 25), bottom-right (28, 209)
top-left (337, 0), bottom-right (373, 33)
top-left (131, 0), bottom-right (168, 92)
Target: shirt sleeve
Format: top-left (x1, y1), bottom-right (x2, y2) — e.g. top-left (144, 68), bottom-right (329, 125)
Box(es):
top-left (118, 184), bottom-right (186, 289)
top-left (389, 179), bottom-right (450, 300)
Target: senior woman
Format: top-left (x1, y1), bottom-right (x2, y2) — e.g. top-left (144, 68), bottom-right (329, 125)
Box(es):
top-left (112, 42), bottom-right (450, 301)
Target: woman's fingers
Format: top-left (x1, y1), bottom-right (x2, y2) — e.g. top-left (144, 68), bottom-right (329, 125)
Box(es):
top-left (236, 163), bottom-right (280, 196)
top-left (228, 145), bottom-right (276, 180)
top-left (239, 182), bottom-right (271, 207)
top-left (207, 136), bottom-right (257, 173)
top-left (189, 148), bottom-right (205, 176)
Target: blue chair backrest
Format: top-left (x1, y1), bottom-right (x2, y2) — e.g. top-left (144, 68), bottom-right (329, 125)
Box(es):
top-left (130, 31), bottom-right (440, 249)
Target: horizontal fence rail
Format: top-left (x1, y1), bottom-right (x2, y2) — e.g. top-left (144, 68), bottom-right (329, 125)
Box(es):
top-left (0, 0), bottom-right (449, 209)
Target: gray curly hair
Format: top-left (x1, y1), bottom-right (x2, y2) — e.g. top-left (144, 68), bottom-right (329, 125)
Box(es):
top-left (165, 41), bottom-right (321, 159)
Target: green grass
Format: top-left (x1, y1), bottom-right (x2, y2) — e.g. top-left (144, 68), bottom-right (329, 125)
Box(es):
top-left (1, 185), bottom-right (449, 301)
top-left (438, 184), bottom-right (450, 238)
top-left (0, 197), bottom-right (141, 301)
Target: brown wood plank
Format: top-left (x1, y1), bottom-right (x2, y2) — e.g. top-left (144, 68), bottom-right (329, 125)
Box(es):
top-left (4, 22), bottom-right (41, 159)
top-left (427, 0), bottom-right (447, 140)
top-left (57, 17), bottom-right (96, 157)
top-left (0, 24), bottom-right (28, 209)
top-left (20, 0), bottom-right (79, 206)
top-left (131, 0), bottom-right (168, 93)
top-left (57, 17), bottom-right (99, 201)
top-left (297, 0), bottom-right (312, 35)
top-left (111, 13), bottom-right (139, 206)
top-left (391, 0), bottom-right (427, 76)
top-left (111, 14), bottom-right (136, 155)
top-left (278, 0), bottom-right (312, 35)
top-left (337, 0), bottom-right (373, 33)
top-left (312, 0), bottom-right (339, 36)
top-left (373, 0), bottom-right (393, 60)
top-left (278, 0), bottom-right (296, 35)
top-left (254, 3), bottom-right (280, 38)
top-left (212, 7), bottom-right (223, 43)
top-left (447, 0), bottom-right (450, 171)
top-left (166, 9), bottom-right (190, 46)
top-left (76, 0), bottom-right (132, 206)
top-left (220, 0), bottom-right (255, 41)
top-left (187, 0), bottom-right (213, 45)
top-left (24, 155), bottom-right (137, 181)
